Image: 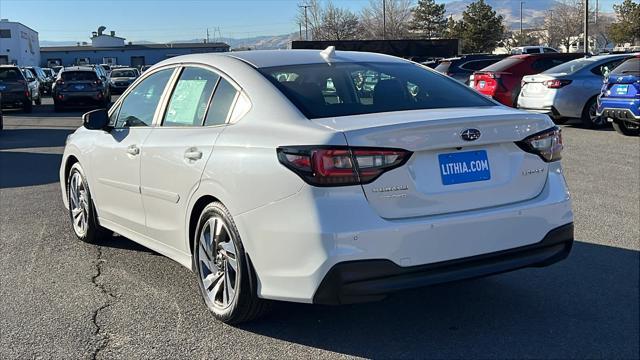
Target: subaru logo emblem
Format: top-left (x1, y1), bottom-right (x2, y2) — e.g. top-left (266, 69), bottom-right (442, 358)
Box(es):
top-left (461, 128), bottom-right (481, 141)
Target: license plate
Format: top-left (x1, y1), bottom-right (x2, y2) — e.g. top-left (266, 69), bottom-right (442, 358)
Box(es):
top-left (615, 85), bottom-right (628, 95)
top-left (74, 84), bottom-right (85, 90)
top-left (438, 150), bottom-right (491, 185)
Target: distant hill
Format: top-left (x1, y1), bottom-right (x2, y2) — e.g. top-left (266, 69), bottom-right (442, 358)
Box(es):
top-left (444, 0), bottom-right (557, 29)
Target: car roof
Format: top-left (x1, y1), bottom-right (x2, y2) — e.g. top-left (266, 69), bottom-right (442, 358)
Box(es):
top-left (111, 67), bottom-right (137, 71)
top-left (226, 49), bottom-right (408, 68)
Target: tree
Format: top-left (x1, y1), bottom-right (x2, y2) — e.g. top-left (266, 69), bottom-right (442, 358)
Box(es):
top-left (609, 0), bottom-right (640, 45)
top-left (359, 0), bottom-right (413, 39)
top-left (459, 0), bottom-right (505, 53)
top-left (544, 0), bottom-right (596, 52)
top-left (296, 0), bottom-right (360, 41)
top-left (408, 0), bottom-right (447, 39)
top-left (320, 2), bottom-right (360, 40)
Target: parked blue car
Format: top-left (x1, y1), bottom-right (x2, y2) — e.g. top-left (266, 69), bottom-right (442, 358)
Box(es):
top-left (597, 56), bottom-right (640, 136)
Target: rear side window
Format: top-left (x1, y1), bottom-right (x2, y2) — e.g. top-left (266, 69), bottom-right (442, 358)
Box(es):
top-left (61, 71), bottom-right (98, 81)
top-left (461, 59), bottom-right (497, 71)
top-left (481, 57), bottom-right (524, 72)
top-left (204, 79), bottom-right (238, 126)
top-left (0, 68), bottom-right (22, 81)
top-left (591, 59), bottom-right (627, 76)
top-left (115, 68), bottom-right (173, 127)
top-left (611, 58), bottom-right (640, 75)
top-left (260, 62), bottom-right (494, 119)
top-left (163, 67), bottom-right (220, 127)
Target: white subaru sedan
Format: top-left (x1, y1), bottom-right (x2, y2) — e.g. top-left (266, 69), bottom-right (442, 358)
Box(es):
top-left (60, 49), bottom-right (574, 323)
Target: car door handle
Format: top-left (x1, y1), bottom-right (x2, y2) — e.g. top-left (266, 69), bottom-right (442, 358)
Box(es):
top-left (184, 148), bottom-right (203, 161)
top-left (126, 145), bottom-right (140, 156)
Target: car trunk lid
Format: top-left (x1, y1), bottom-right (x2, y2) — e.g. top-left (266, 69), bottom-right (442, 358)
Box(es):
top-left (313, 107), bottom-right (552, 219)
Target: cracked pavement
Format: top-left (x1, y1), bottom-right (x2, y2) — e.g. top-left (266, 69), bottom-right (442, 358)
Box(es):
top-left (0, 99), bottom-right (638, 359)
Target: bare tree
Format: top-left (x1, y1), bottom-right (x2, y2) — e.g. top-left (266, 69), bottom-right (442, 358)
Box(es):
top-left (544, 0), bottom-right (595, 52)
top-left (359, 0), bottom-right (414, 40)
top-left (296, 0), bottom-right (360, 41)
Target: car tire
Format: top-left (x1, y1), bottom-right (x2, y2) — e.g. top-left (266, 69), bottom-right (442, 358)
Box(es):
top-left (193, 202), bottom-right (271, 324)
top-left (581, 97), bottom-right (605, 129)
top-left (23, 101), bottom-right (32, 113)
top-left (34, 97), bottom-right (42, 106)
top-left (612, 121), bottom-right (640, 136)
top-left (54, 102), bottom-right (63, 112)
top-left (67, 163), bottom-right (112, 243)
top-left (552, 117), bottom-right (569, 125)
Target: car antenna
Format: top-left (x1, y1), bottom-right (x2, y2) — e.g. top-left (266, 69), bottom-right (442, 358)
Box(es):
top-left (320, 46), bottom-right (336, 64)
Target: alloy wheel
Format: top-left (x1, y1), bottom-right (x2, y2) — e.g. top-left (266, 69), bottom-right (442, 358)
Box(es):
top-left (589, 101), bottom-right (605, 127)
top-left (198, 217), bottom-right (239, 309)
top-left (69, 172), bottom-right (89, 237)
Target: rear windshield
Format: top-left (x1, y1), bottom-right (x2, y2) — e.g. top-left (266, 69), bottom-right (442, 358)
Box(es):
top-left (543, 58), bottom-right (593, 75)
top-left (481, 57), bottom-right (524, 72)
top-left (0, 68), bottom-right (22, 81)
top-left (259, 62), bottom-right (494, 119)
top-left (61, 71), bottom-right (98, 81)
top-left (611, 58), bottom-right (640, 75)
top-left (111, 70), bottom-right (137, 78)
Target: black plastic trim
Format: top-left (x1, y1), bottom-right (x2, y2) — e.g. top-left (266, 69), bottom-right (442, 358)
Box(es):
top-left (313, 222), bottom-right (574, 305)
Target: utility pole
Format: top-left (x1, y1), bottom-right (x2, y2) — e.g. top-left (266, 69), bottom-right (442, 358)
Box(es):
top-left (595, 0), bottom-right (598, 25)
top-left (520, 1), bottom-right (524, 35)
top-left (206, 28), bottom-right (209, 43)
top-left (382, 0), bottom-right (386, 40)
top-left (299, 4), bottom-right (311, 41)
top-left (583, 0), bottom-right (589, 54)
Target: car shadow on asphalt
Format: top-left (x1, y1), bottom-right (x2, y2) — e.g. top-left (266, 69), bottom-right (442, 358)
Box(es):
top-left (0, 128), bottom-right (75, 150)
top-left (94, 233), bottom-right (159, 255)
top-left (239, 241), bottom-right (639, 358)
top-left (0, 151), bottom-right (62, 188)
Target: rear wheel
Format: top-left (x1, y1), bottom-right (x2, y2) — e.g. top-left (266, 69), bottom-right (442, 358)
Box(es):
top-left (193, 202), bottom-right (271, 324)
top-left (581, 97), bottom-right (605, 129)
top-left (612, 120), bottom-right (640, 136)
top-left (34, 96), bottom-right (42, 106)
top-left (67, 163), bottom-right (111, 243)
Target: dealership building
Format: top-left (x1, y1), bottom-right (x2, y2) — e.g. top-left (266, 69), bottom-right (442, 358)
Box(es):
top-left (40, 27), bottom-right (230, 68)
top-left (0, 19), bottom-right (40, 66)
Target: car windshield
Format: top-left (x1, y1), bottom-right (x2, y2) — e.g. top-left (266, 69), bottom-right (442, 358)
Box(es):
top-left (0, 68), bottom-right (22, 81)
top-left (259, 62), bottom-right (494, 119)
top-left (543, 58), bottom-right (594, 74)
top-left (481, 57), bottom-right (524, 72)
top-left (61, 71), bottom-right (98, 81)
top-left (611, 58), bottom-right (640, 75)
top-left (111, 70), bottom-right (137, 78)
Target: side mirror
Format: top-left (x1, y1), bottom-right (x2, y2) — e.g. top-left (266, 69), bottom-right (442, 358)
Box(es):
top-left (83, 109), bottom-right (111, 130)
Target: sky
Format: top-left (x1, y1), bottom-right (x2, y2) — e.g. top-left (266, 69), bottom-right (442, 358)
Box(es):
top-left (0, 0), bottom-right (621, 43)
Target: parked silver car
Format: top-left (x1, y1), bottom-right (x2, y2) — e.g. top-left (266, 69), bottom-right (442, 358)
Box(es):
top-left (517, 54), bottom-right (634, 128)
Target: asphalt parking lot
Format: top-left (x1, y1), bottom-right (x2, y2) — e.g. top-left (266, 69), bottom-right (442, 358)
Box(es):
top-left (0, 98), bottom-right (638, 359)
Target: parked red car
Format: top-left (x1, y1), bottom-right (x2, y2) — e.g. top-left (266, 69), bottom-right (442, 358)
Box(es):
top-left (472, 53), bottom-right (584, 107)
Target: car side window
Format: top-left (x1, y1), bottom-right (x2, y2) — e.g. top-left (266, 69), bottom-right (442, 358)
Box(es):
top-left (115, 68), bottom-right (173, 128)
top-left (593, 59), bottom-right (626, 77)
top-left (163, 67), bottom-right (220, 127)
top-left (204, 78), bottom-right (238, 126)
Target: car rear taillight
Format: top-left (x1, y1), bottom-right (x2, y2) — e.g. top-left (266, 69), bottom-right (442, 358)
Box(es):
top-left (473, 73), bottom-right (499, 95)
top-left (277, 146), bottom-right (412, 186)
top-left (543, 79), bottom-right (572, 88)
top-left (93, 79), bottom-right (102, 86)
top-left (516, 127), bottom-right (563, 162)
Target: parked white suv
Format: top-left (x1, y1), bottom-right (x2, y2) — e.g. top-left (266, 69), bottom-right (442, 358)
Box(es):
top-left (511, 46), bottom-right (559, 54)
top-left (60, 49), bottom-right (574, 323)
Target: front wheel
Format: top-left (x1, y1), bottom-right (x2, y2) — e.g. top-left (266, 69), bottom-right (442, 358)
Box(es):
top-left (612, 120), bottom-right (640, 136)
top-left (67, 163), bottom-right (111, 243)
top-left (193, 202), bottom-right (271, 324)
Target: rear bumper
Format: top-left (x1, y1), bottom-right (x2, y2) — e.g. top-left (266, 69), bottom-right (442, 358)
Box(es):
top-left (314, 223), bottom-right (573, 305)
top-left (598, 108), bottom-right (640, 123)
top-left (0, 91), bottom-right (29, 106)
top-left (56, 91), bottom-right (104, 104)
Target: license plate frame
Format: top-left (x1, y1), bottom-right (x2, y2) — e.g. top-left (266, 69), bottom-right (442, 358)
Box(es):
top-left (438, 150), bottom-right (491, 185)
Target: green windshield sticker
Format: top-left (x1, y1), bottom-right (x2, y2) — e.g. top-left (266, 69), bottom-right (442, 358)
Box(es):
top-left (165, 79), bottom-right (207, 125)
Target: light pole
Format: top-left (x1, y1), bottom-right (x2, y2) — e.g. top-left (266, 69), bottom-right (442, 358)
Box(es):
top-left (382, 0), bottom-right (386, 40)
top-left (520, 1), bottom-right (524, 36)
top-left (299, 4), bottom-right (311, 41)
top-left (583, 0), bottom-right (589, 54)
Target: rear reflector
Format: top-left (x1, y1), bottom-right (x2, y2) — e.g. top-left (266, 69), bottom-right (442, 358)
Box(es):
top-left (277, 146), bottom-right (412, 186)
